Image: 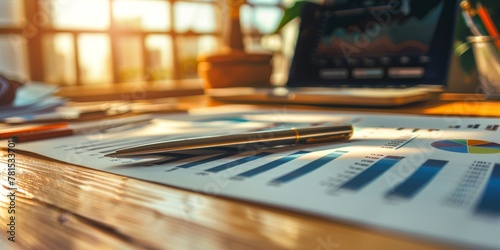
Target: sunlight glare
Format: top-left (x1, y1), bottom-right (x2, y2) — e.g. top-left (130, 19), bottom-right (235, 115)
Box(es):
top-left (52, 0), bottom-right (109, 29)
top-left (146, 35), bottom-right (173, 69)
top-left (241, 6), bottom-right (282, 34)
top-left (113, 0), bottom-right (170, 30)
top-left (78, 34), bottom-right (112, 84)
top-left (52, 34), bottom-right (76, 84)
top-left (174, 3), bottom-right (217, 33)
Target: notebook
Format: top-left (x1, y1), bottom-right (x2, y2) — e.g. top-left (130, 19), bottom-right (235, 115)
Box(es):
top-left (207, 0), bottom-right (459, 107)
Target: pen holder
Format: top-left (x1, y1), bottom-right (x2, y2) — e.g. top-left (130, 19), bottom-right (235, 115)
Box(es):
top-left (468, 36), bottom-right (500, 99)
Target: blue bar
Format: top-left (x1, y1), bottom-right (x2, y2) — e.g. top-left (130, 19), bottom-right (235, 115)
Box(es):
top-left (204, 152), bottom-right (272, 173)
top-left (270, 150), bottom-right (347, 184)
top-left (386, 159), bottom-right (448, 199)
top-left (236, 151), bottom-right (310, 178)
top-left (476, 163), bottom-right (500, 216)
top-left (339, 155), bottom-right (404, 191)
top-left (176, 152), bottom-right (238, 169)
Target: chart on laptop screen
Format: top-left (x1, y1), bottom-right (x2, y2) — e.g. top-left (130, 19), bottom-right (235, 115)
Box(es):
top-left (313, 1), bottom-right (445, 80)
top-left (288, 0), bottom-right (457, 86)
top-left (12, 109), bottom-right (500, 249)
top-left (316, 2), bottom-right (443, 56)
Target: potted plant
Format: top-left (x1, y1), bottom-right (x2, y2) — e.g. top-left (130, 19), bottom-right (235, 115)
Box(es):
top-left (197, 0), bottom-right (273, 89)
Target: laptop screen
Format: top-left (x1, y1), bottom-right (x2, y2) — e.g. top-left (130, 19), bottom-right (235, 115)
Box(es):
top-left (287, 0), bottom-right (459, 87)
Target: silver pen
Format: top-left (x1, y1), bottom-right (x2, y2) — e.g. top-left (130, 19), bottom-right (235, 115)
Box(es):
top-left (105, 124), bottom-right (353, 158)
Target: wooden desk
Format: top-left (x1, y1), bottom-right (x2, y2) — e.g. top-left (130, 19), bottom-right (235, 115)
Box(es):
top-left (1, 91), bottom-right (499, 249)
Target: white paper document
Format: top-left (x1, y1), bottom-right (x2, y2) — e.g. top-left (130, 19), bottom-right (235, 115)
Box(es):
top-left (10, 109), bottom-right (500, 249)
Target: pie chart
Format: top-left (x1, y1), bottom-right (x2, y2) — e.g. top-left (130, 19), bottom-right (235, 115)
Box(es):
top-left (431, 139), bottom-right (500, 154)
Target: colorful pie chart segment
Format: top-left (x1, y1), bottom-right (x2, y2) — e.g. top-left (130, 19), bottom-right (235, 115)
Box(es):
top-left (431, 139), bottom-right (500, 154)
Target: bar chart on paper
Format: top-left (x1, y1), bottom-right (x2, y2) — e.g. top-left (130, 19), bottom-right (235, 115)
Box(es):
top-left (235, 150), bottom-right (311, 178)
top-left (474, 163), bottom-right (500, 216)
top-left (12, 111), bottom-right (500, 249)
top-left (338, 155), bottom-right (404, 191)
top-left (386, 159), bottom-right (448, 199)
top-left (269, 150), bottom-right (347, 184)
top-left (162, 149), bottom-right (350, 186)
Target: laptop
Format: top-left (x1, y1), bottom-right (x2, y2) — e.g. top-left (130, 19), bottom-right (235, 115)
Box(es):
top-left (207, 0), bottom-right (459, 107)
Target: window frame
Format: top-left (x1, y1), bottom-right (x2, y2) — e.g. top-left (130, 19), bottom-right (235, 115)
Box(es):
top-left (0, 0), bottom-right (284, 85)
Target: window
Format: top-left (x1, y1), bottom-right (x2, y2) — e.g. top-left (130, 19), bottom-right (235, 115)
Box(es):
top-left (0, 0), bottom-right (287, 86)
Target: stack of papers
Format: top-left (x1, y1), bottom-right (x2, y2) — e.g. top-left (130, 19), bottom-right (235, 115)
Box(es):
top-left (0, 81), bottom-right (65, 121)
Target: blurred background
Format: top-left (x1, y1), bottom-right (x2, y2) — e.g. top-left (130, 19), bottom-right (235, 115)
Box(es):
top-left (1, 0), bottom-right (497, 93)
top-left (0, 0), bottom-right (296, 86)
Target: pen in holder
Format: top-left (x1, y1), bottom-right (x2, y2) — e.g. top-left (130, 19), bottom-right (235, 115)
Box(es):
top-left (468, 36), bottom-right (500, 99)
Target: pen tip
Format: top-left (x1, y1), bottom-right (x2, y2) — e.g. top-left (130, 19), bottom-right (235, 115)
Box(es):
top-left (104, 152), bottom-right (116, 157)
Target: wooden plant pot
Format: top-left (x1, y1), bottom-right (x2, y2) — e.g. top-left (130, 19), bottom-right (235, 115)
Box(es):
top-left (198, 50), bottom-right (273, 89)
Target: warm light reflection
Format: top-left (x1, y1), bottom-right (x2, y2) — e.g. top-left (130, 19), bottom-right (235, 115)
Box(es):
top-left (146, 36), bottom-right (172, 67)
top-left (243, 208), bottom-right (301, 249)
top-left (177, 36), bottom-right (219, 78)
top-left (113, 0), bottom-right (170, 30)
top-left (52, 0), bottom-right (109, 29)
top-left (146, 35), bottom-right (174, 79)
top-left (78, 34), bottom-right (112, 84)
top-left (0, 0), bottom-right (24, 26)
top-left (198, 36), bottom-right (219, 54)
top-left (174, 2), bottom-right (217, 33)
top-left (117, 36), bottom-right (143, 81)
top-left (45, 34), bottom-right (76, 84)
top-left (55, 35), bottom-right (72, 58)
top-left (0, 36), bottom-right (28, 81)
top-left (41, 0), bottom-right (283, 84)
